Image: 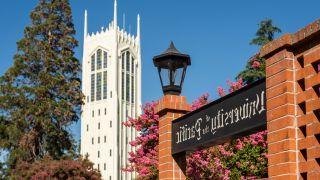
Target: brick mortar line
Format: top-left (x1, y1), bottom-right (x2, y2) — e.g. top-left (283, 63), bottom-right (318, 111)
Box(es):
top-left (159, 152), bottom-right (171, 156)
top-left (159, 162), bottom-right (174, 166)
top-left (159, 132), bottom-right (172, 136)
top-left (267, 92), bottom-right (295, 102)
top-left (292, 51), bottom-right (300, 179)
top-left (159, 149), bottom-right (171, 153)
top-left (266, 69), bottom-right (294, 80)
top-left (266, 56), bottom-right (291, 67)
top-left (172, 158), bottom-right (175, 179)
top-left (306, 134), bottom-right (320, 138)
top-left (267, 115), bottom-right (295, 124)
top-left (268, 102), bottom-right (296, 109)
top-left (268, 161), bottom-right (297, 168)
top-left (305, 146), bottom-right (320, 150)
top-left (159, 125), bottom-right (172, 131)
top-left (158, 155), bottom-right (171, 159)
top-left (268, 150), bottom-right (299, 156)
top-left (267, 57), bottom-right (295, 68)
top-left (268, 138), bottom-right (297, 145)
top-left (267, 57), bottom-right (291, 69)
top-left (267, 103), bottom-right (296, 114)
top-left (268, 126), bottom-right (296, 134)
top-left (266, 80), bottom-right (294, 90)
top-left (269, 173), bottom-right (300, 178)
top-left (303, 46), bottom-right (320, 56)
top-left (159, 170), bottom-right (175, 173)
top-left (159, 139), bottom-right (172, 144)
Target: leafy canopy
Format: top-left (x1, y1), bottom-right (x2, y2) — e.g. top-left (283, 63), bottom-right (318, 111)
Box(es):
top-left (250, 19), bottom-right (282, 46)
top-left (238, 19), bottom-right (281, 84)
top-left (0, 0), bottom-right (83, 173)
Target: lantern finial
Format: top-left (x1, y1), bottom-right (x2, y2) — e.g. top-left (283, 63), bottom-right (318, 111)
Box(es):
top-left (153, 42), bottom-right (191, 95)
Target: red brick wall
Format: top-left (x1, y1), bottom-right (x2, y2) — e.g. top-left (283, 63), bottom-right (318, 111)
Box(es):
top-left (156, 19), bottom-right (320, 180)
top-left (155, 95), bottom-right (190, 180)
top-left (262, 19), bottom-right (320, 179)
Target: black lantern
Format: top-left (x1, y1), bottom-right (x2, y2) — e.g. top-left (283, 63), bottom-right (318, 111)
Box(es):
top-left (153, 41), bottom-right (191, 95)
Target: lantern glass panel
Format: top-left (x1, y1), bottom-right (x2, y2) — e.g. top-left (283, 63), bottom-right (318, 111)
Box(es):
top-left (173, 68), bottom-right (183, 86)
top-left (160, 68), bottom-right (170, 86)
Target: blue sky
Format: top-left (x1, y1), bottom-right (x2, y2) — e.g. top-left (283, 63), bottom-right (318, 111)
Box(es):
top-left (0, 0), bottom-right (319, 142)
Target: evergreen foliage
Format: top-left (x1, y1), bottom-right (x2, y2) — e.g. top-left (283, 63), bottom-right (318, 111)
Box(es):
top-left (0, 0), bottom-right (83, 174)
top-left (238, 19), bottom-right (281, 84)
top-left (250, 19), bottom-right (282, 46)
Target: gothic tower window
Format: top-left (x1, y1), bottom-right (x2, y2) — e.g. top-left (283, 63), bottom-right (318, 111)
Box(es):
top-left (103, 51), bottom-right (108, 68)
top-left (131, 57), bottom-right (135, 103)
top-left (126, 51), bottom-right (130, 102)
top-left (131, 75), bottom-right (134, 103)
top-left (91, 74), bottom-right (95, 101)
top-left (121, 71), bottom-right (125, 100)
top-left (121, 52), bottom-right (125, 101)
top-left (126, 74), bottom-right (130, 101)
top-left (131, 57), bottom-right (134, 72)
top-left (126, 51), bottom-right (130, 72)
top-left (96, 72), bottom-right (102, 100)
top-left (122, 52), bottom-right (125, 70)
top-left (91, 54), bottom-right (95, 71)
top-left (103, 71), bottom-right (107, 99)
top-left (97, 49), bottom-right (102, 70)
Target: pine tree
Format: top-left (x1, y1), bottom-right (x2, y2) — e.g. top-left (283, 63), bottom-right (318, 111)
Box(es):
top-left (238, 19), bottom-right (281, 84)
top-left (250, 19), bottom-right (282, 46)
top-left (0, 0), bottom-right (83, 171)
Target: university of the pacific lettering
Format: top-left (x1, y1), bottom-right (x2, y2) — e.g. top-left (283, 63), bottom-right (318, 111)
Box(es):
top-left (175, 91), bottom-right (265, 144)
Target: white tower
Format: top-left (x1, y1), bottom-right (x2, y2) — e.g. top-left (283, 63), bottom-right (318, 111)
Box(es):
top-left (81, 0), bottom-right (141, 179)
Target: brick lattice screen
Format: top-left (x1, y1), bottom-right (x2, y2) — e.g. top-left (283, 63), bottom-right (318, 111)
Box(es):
top-left (262, 19), bottom-right (320, 179)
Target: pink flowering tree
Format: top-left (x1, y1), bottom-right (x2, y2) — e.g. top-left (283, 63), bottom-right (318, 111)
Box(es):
top-left (123, 87), bottom-right (268, 179)
top-left (122, 103), bottom-right (159, 179)
top-left (122, 19), bottom-right (280, 179)
top-left (186, 80), bottom-right (268, 179)
top-left (190, 93), bottom-right (209, 111)
top-left (237, 53), bottom-right (266, 85)
top-left (186, 131), bottom-right (268, 179)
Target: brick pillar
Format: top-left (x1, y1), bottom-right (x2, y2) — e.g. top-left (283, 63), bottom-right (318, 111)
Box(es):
top-left (261, 19), bottom-right (320, 179)
top-left (264, 47), bottom-right (299, 179)
top-left (156, 95), bottom-right (190, 180)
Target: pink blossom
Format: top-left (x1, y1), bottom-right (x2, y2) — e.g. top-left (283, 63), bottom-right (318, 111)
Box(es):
top-left (227, 78), bottom-right (244, 93)
top-left (191, 93), bottom-right (209, 111)
top-left (122, 102), bottom-right (159, 179)
top-left (124, 88), bottom-right (268, 179)
top-left (217, 86), bottom-right (226, 97)
top-left (235, 139), bottom-right (244, 150)
top-left (252, 61), bottom-right (261, 69)
top-left (223, 169), bottom-right (231, 179)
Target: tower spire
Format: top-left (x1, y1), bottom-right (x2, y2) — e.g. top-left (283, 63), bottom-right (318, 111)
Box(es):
top-left (137, 14), bottom-right (140, 42)
top-left (84, 10), bottom-right (88, 40)
top-left (123, 13), bottom-right (125, 31)
top-left (136, 13), bottom-right (142, 115)
top-left (114, 0), bottom-right (117, 30)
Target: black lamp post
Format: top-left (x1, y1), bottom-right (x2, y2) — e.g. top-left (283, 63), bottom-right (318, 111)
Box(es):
top-left (153, 41), bottom-right (191, 95)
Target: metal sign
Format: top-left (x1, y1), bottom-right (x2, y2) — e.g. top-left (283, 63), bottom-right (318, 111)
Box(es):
top-left (172, 79), bottom-right (266, 155)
